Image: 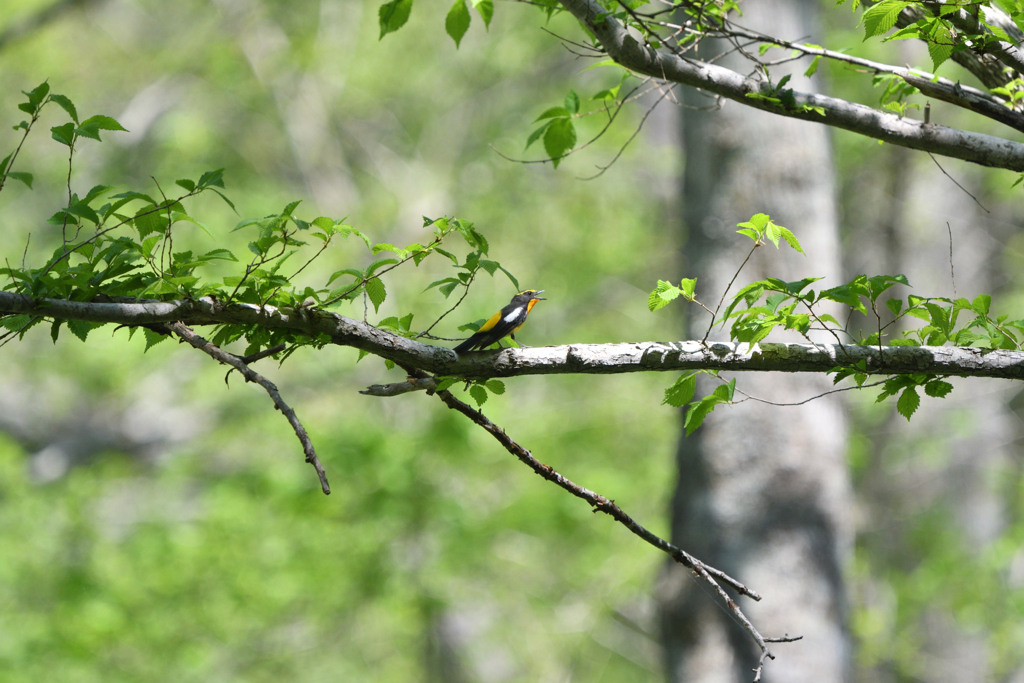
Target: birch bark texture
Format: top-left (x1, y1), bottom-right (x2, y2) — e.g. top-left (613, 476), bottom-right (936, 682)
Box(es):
top-left (658, 0), bottom-right (853, 680)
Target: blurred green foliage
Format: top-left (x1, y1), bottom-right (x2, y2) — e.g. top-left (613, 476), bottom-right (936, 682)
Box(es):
top-left (4, 0), bottom-right (1024, 680)
top-left (0, 0), bottom-right (677, 680)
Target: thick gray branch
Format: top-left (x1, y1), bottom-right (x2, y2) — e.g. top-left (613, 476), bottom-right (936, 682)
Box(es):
top-left (556, 0), bottom-right (1024, 171)
top-left (4, 293), bottom-right (1024, 380)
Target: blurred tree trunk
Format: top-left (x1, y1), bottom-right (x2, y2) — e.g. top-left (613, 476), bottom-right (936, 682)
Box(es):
top-left (657, 0), bottom-right (853, 680)
top-left (844, 149), bottom-right (1019, 683)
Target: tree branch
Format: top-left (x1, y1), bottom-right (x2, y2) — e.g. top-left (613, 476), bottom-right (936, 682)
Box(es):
top-left (431, 381), bottom-right (773, 641)
top-left (4, 292), bottom-right (1024, 379)
top-left (162, 320), bottom-right (331, 495)
top-left (555, 0), bottom-right (1024, 171)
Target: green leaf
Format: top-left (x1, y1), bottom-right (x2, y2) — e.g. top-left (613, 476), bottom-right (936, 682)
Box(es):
top-left (50, 320), bottom-right (61, 344)
top-left (564, 90), bottom-right (580, 114)
top-left (663, 372), bottom-right (697, 407)
top-left (76, 114), bottom-right (128, 142)
top-left (896, 386), bottom-right (920, 420)
top-left (972, 294), bottom-right (991, 316)
top-left (50, 122), bottom-right (75, 146)
top-left (435, 377), bottom-right (459, 392)
top-left (446, 0), bottom-right (471, 47)
top-left (135, 207), bottom-right (166, 238)
top-left (379, 0), bottom-right (413, 38)
top-left (804, 55), bottom-right (821, 78)
top-left (498, 265), bottom-right (520, 290)
top-left (366, 258), bottom-right (399, 276)
top-left (683, 396), bottom-right (716, 435)
top-left (48, 94), bottom-right (78, 123)
top-left (924, 380), bottom-right (953, 398)
top-left (175, 178), bottom-right (196, 192)
top-left (67, 320), bottom-right (103, 342)
top-left (778, 226), bottom-right (804, 254)
top-left (201, 248), bottom-right (238, 262)
top-left (365, 277), bottom-right (386, 312)
top-left (197, 168), bottom-right (226, 189)
top-left (648, 280), bottom-right (682, 312)
top-left (544, 117), bottom-right (576, 168)
top-left (143, 328), bottom-right (168, 352)
top-left (525, 121), bottom-right (552, 150)
top-left (5, 171), bottom-right (33, 188)
top-left (22, 82), bottom-right (49, 113)
top-left (472, 0), bottom-right (493, 28)
top-left (484, 379), bottom-right (505, 395)
top-left (0, 314), bottom-right (31, 333)
top-left (534, 106), bottom-right (572, 122)
top-left (927, 22), bottom-right (953, 71)
top-left (862, 0), bottom-right (910, 38)
top-left (469, 384), bottom-right (488, 407)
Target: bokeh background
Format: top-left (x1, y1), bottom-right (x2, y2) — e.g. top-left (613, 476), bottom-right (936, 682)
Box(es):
top-left (1, 0), bottom-right (1023, 681)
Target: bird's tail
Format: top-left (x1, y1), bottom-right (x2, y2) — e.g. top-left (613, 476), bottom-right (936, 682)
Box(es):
top-left (453, 337), bottom-right (476, 354)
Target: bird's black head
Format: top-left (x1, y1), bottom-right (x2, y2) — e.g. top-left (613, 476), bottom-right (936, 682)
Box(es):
top-left (513, 289), bottom-right (546, 305)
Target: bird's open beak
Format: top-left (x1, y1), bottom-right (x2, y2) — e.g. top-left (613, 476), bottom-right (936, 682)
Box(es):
top-left (534, 290), bottom-right (546, 300)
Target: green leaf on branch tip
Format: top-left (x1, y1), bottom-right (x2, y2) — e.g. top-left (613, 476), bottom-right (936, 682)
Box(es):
top-left (22, 82), bottom-right (49, 113)
top-left (662, 372), bottom-right (697, 407)
top-left (498, 265), bottom-right (519, 290)
top-left (564, 90), bottom-right (580, 114)
top-left (76, 115), bottom-right (128, 142)
top-left (4, 171), bottom-right (33, 188)
top-left (682, 379), bottom-right (735, 434)
top-left (534, 106), bottom-right (572, 122)
top-left (896, 386), bottom-right (920, 420)
top-left (525, 121), bottom-right (552, 150)
top-left (469, 384), bottom-right (488, 407)
top-left (365, 277), bottom-right (386, 312)
top-left (927, 23), bottom-right (953, 70)
top-left (51, 122), bottom-right (75, 146)
top-left (861, 0), bottom-right (911, 39)
top-left (472, 0), bottom-right (493, 28)
top-left (648, 280), bottom-right (682, 312)
top-left (197, 168), bottom-right (226, 189)
top-left (485, 379), bottom-right (505, 395)
top-left (778, 226), bottom-right (804, 253)
top-left (446, 0), bottom-right (471, 47)
top-left (48, 94), bottom-right (78, 123)
top-left (175, 178), bottom-right (196, 192)
top-left (379, 0), bottom-right (413, 38)
top-left (544, 118), bottom-right (576, 168)
top-left (805, 55), bottom-right (821, 77)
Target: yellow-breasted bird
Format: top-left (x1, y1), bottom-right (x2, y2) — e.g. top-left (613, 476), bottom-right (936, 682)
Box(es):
top-left (453, 290), bottom-right (546, 353)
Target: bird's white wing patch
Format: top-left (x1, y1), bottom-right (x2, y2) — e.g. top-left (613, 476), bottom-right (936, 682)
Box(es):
top-left (503, 307), bottom-right (523, 323)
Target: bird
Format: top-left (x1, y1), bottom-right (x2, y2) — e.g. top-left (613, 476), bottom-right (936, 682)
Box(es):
top-left (453, 290), bottom-right (546, 354)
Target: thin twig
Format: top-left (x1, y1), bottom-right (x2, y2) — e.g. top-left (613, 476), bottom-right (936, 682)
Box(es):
top-left (429, 374), bottom-right (762, 602)
top-left (578, 84), bottom-right (676, 180)
top-left (703, 242), bottom-right (759, 344)
top-left (733, 378), bottom-right (889, 406)
top-left (164, 321), bottom-right (330, 495)
top-left (928, 153), bottom-right (990, 213)
top-left (947, 221), bottom-right (956, 298)
top-left (428, 376), bottom-right (788, 671)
